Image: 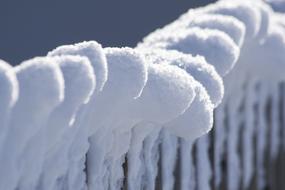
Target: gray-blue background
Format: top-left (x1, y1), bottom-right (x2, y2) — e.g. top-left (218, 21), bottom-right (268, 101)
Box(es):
top-left (0, 0), bottom-right (215, 65)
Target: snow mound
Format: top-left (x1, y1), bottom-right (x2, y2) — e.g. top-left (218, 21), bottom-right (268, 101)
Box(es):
top-left (48, 41), bottom-right (107, 91)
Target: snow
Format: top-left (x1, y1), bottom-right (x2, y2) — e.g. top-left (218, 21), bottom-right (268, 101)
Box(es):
top-left (139, 27), bottom-right (239, 76)
top-left (107, 57), bottom-right (196, 190)
top-left (201, 0), bottom-right (262, 38)
top-left (140, 49), bottom-right (223, 107)
top-left (48, 41), bottom-right (108, 92)
top-left (196, 135), bottom-right (212, 190)
top-left (84, 47), bottom-right (148, 190)
top-left (185, 14), bottom-right (246, 47)
top-left (0, 60), bottom-right (18, 152)
top-left (0, 0), bottom-right (284, 190)
top-left (0, 57), bottom-right (64, 190)
top-left (40, 55), bottom-right (96, 190)
top-left (180, 139), bottom-right (195, 190)
top-left (48, 41), bottom-right (109, 190)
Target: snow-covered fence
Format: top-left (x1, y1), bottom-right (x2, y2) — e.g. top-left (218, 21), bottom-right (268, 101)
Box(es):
top-left (0, 0), bottom-right (284, 190)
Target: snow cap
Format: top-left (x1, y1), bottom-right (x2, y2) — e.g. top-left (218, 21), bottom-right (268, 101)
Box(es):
top-left (141, 49), bottom-right (224, 107)
top-left (14, 57), bottom-right (64, 110)
top-left (135, 63), bottom-right (196, 124)
top-left (0, 60), bottom-right (19, 109)
top-left (104, 47), bottom-right (148, 99)
top-left (165, 81), bottom-right (214, 140)
top-left (186, 14), bottom-right (246, 47)
top-left (202, 0), bottom-right (261, 39)
top-left (55, 55), bottom-right (96, 105)
top-left (48, 41), bottom-right (107, 91)
top-left (141, 27), bottom-right (239, 76)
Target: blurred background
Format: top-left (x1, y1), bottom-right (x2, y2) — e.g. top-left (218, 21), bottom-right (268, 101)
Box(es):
top-left (0, 0), bottom-right (216, 65)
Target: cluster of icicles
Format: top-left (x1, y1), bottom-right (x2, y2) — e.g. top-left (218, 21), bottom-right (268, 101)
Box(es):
top-left (0, 0), bottom-right (284, 190)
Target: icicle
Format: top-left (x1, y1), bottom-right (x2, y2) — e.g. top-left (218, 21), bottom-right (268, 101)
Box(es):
top-left (256, 83), bottom-right (269, 190)
top-left (180, 139), bottom-right (195, 190)
top-left (163, 78), bottom-right (213, 190)
top-left (106, 62), bottom-right (195, 190)
top-left (283, 85), bottom-right (285, 152)
top-left (214, 101), bottom-right (226, 188)
top-left (227, 90), bottom-right (243, 190)
top-left (196, 135), bottom-right (212, 190)
top-left (269, 82), bottom-right (281, 160)
top-left (127, 123), bottom-right (156, 190)
top-left (142, 128), bottom-right (161, 190)
top-left (0, 57), bottom-right (64, 190)
top-left (161, 130), bottom-right (178, 190)
top-left (242, 80), bottom-right (256, 189)
top-left (139, 44), bottom-right (219, 190)
top-left (85, 47), bottom-right (148, 190)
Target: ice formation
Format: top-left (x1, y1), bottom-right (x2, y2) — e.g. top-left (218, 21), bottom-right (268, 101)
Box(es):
top-left (47, 41), bottom-right (108, 190)
top-left (0, 0), bottom-right (284, 190)
top-left (40, 55), bottom-right (95, 190)
top-left (0, 57), bottom-right (64, 190)
top-left (110, 58), bottom-right (196, 190)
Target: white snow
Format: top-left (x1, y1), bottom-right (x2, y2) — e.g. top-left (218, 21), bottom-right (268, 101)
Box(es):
top-left (0, 57), bottom-right (64, 190)
top-left (0, 60), bottom-right (18, 152)
top-left (0, 1), bottom-right (284, 190)
top-left (40, 55), bottom-right (95, 190)
top-left (139, 27), bottom-right (239, 76)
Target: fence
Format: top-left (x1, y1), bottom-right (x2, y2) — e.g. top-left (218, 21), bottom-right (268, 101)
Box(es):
top-left (0, 0), bottom-right (284, 190)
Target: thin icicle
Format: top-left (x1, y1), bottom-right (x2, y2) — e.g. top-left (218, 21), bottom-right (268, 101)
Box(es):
top-left (86, 47), bottom-right (148, 190)
top-left (196, 135), bottom-right (212, 190)
top-left (242, 80), bottom-right (256, 189)
top-left (127, 123), bottom-right (156, 190)
top-left (106, 62), bottom-right (196, 190)
top-left (214, 102), bottom-right (226, 188)
top-left (283, 85), bottom-right (285, 152)
top-left (142, 128), bottom-right (161, 190)
top-left (269, 83), bottom-right (281, 160)
top-left (256, 83), bottom-right (269, 190)
top-left (161, 129), bottom-right (178, 190)
top-left (180, 139), bottom-right (195, 190)
top-left (227, 91), bottom-right (242, 190)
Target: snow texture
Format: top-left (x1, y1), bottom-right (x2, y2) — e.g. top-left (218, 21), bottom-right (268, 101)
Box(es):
top-left (0, 0), bottom-right (284, 190)
top-left (0, 61), bottom-right (18, 152)
top-left (139, 27), bottom-right (239, 76)
top-left (0, 57), bottom-right (64, 190)
top-left (40, 55), bottom-right (95, 190)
